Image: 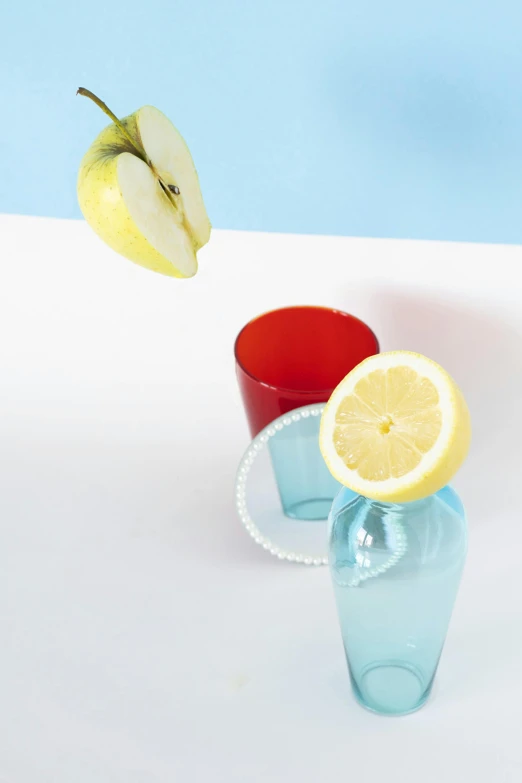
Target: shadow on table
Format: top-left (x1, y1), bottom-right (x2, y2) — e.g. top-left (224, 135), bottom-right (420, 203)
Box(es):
top-left (344, 285), bottom-right (522, 529)
top-left (203, 284), bottom-right (522, 566)
top-left (160, 284), bottom-right (521, 570)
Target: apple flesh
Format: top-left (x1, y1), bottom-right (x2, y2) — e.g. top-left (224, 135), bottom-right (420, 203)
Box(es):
top-left (77, 93), bottom-right (211, 278)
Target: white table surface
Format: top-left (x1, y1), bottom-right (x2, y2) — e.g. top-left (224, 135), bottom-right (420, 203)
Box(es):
top-left (2, 214), bottom-right (522, 782)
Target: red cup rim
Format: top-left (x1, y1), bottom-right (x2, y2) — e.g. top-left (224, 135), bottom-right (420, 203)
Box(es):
top-left (234, 305), bottom-right (380, 396)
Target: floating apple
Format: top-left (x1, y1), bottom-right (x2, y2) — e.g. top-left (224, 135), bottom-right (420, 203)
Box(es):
top-left (77, 88), bottom-right (211, 278)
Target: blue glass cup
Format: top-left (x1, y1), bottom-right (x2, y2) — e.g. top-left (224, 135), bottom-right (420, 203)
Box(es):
top-left (235, 306), bottom-right (379, 520)
top-left (329, 485), bottom-right (467, 715)
top-left (266, 407), bottom-right (341, 520)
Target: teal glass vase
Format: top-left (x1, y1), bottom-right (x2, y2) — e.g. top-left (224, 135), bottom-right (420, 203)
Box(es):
top-left (329, 485), bottom-right (467, 716)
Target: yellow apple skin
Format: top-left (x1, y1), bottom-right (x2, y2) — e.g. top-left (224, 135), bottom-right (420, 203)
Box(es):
top-left (78, 113), bottom-right (193, 279)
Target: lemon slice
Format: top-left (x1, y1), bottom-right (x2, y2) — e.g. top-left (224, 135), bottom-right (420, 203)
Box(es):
top-left (319, 351), bottom-right (471, 502)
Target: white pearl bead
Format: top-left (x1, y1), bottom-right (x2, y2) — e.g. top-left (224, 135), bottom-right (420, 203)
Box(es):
top-left (234, 404), bottom-right (333, 567)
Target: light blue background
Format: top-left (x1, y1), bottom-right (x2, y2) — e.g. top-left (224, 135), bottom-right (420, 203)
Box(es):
top-left (2, 1), bottom-right (522, 243)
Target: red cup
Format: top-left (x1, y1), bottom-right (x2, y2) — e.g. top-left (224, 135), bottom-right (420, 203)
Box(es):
top-left (235, 306), bottom-right (379, 437)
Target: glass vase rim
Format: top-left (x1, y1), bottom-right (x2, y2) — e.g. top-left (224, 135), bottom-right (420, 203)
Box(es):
top-left (333, 484), bottom-right (460, 512)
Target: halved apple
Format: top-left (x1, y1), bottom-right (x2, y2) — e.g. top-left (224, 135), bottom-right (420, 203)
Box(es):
top-left (77, 89), bottom-right (211, 278)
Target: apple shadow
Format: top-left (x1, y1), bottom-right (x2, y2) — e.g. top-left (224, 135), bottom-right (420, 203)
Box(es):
top-left (345, 285), bottom-right (522, 529)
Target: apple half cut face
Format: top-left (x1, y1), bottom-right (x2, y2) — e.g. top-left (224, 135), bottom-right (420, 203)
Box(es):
top-left (78, 105), bottom-right (211, 278)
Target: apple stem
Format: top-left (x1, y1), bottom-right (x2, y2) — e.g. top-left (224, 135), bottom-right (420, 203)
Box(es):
top-left (76, 87), bottom-right (149, 162)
